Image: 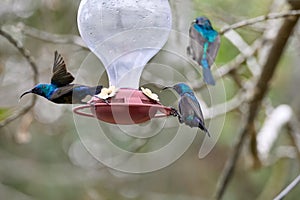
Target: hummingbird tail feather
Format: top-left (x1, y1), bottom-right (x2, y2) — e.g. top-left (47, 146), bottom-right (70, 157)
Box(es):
top-left (199, 122), bottom-right (211, 137)
top-left (203, 127), bottom-right (211, 137)
top-left (202, 67), bottom-right (215, 85)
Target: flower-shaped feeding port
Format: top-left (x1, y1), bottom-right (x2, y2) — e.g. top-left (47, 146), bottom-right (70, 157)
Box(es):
top-left (141, 87), bottom-right (160, 102)
top-left (74, 0), bottom-right (172, 124)
top-left (95, 86), bottom-right (118, 102)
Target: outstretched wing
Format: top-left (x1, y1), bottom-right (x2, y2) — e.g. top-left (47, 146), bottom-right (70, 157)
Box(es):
top-left (187, 22), bottom-right (206, 65)
top-left (207, 34), bottom-right (220, 66)
top-left (51, 51), bottom-right (74, 87)
top-left (179, 93), bottom-right (205, 123)
top-left (49, 84), bottom-right (100, 104)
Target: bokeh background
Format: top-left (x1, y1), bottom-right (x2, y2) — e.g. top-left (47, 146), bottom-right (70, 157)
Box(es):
top-left (1, 0), bottom-right (300, 199)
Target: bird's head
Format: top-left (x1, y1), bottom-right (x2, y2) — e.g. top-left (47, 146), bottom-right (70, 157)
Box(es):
top-left (20, 84), bottom-right (54, 99)
top-left (194, 16), bottom-right (212, 28)
top-left (163, 83), bottom-right (194, 96)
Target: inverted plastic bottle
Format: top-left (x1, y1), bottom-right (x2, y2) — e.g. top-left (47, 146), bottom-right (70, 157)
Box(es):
top-left (77, 0), bottom-right (172, 88)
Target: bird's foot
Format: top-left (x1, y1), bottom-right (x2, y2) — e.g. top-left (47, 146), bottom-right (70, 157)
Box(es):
top-left (94, 95), bottom-right (110, 105)
top-left (203, 127), bottom-right (211, 137)
top-left (178, 117), bottom-right (184, 124)
top-left (88, 101), bottom-right (96, 109)
top-left (104, 99), bottom-right (110, 105)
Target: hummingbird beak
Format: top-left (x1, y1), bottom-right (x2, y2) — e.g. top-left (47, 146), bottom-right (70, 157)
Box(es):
top-left (162, 86), bottom-right (172, 91)
top-left (19, 89), bottom-right (32, 99)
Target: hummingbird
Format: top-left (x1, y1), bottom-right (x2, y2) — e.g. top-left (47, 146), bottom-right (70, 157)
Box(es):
top-left (20, 51), bottom-right (102, 104)
top-left (187, 16), bottom-right (220, 85)
top-left (164, 83), bottom-right (210, 136)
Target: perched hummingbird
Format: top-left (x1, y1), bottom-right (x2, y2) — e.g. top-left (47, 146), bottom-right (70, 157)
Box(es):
top-left (20, 51), bottom-right (102, 104)
top-left (165, 83), bottom-right (210, 136)
top-left (187, 16), bottom-right (220, 85)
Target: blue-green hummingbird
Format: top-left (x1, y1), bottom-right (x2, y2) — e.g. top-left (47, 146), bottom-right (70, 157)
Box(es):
top-left (165, 83), bottom-right (210, 136)
top-left (187, 16), bottom-right (220, 85)
top-left (20, 51), bottom-right (102, 104)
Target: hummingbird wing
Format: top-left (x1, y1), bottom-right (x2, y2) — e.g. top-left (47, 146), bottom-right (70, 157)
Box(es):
top-left (49, 84), bottom-right (102, 104)
top-left (179, 93), bottom-right (205, 123)
top-left (48, 84), bottom-right (75, 101)
top-left (187, 23), bottom-right (205, 65)
top-left (51, 51), bottom-right (75, 87)
top-left (207, 34), bottom-right (220, 66)
top-left (179, 93), bottom-right (209, 135)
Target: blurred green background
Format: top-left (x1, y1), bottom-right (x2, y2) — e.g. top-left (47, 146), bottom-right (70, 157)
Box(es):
top-left (1, 0), bottom-right (300, 199)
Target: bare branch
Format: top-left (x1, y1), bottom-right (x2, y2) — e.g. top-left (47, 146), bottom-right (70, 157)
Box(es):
top-left (257, 105), bottom-right (293, 162)
top-left (273, 174), bottom-right (300, 200)
top-left (223, 29), bottom-right (261, 76)
top-left (14, 22), bottom-right (88, 49)
top-left (220, 10), bottom-right (300, 34)
top-left (214, 3), bottom-right (300, 199)
top-left (0, 27), bottom-right (38, 128)
top-left (205, 91), bottom-right (246, 120)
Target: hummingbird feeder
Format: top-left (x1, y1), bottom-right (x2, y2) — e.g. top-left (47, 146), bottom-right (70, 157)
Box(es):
top-left (73, 0), bottom-right (173, 125)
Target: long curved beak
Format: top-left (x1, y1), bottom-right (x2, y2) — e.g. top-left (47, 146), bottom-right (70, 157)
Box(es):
top-left (19, 90), bottom-right (32, 99)
top-left (162, 86), bottom-right (172, 91)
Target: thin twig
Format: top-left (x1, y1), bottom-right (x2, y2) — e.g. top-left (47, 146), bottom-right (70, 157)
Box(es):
top-left (229, 71), bottom-right (244, 88)
top-left (220, 10), bottom-right (300, 34)
top-left (214, 119), bottom-right (253, 199)
top-left (14, 22), bottom-right (88, 49)
top-left (206, 91), bottom-right (246, 120)
top-left (256, 105), bottom-right (293, 165)
top-left (0, 27), bottom-right (38, 128)
top-left (273, 174), bottom-right (300, 200)
top-left (223, 29), bottom-right (261, 76)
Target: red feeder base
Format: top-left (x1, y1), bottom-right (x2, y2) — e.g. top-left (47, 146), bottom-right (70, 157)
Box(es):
top-left (73, 88), bottom-right (173, 125)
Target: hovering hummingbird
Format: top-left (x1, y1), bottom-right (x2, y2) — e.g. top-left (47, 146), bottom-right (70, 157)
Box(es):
top-left (165, 83), bottom-right (210, 136)
top-left (20, 51), bottom-right (102, 104)
top-left (187, 16), bottom-right (220, 85)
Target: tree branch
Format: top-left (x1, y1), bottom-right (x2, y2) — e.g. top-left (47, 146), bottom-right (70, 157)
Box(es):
top-left (0, 27), bottom-right (38, 128)
top-left (257, 105), bottom-right (293, 162)
top-left (205, 91), bottom-right (246, 120)
top-left (220, 10), bottom-right (300, 34)
top-left (214, 2), bottom-right (300, 199)
top-left (223, 29), bottom-right (261, 76)
top-left (273, 174), bottom-right (300, 200)
top-left (14, 23), bottom-right (87, 49)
